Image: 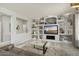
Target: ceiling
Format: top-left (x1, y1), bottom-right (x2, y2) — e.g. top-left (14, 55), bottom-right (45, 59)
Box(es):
top-left (0, 3), bottom-right (72, 19)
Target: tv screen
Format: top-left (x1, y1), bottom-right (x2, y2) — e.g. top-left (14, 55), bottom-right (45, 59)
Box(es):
top-left (44, 25), bottom-right (58, 34)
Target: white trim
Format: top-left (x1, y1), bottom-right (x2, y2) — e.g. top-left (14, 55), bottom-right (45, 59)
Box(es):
top-left (0, 41), bottom-right (11, 48)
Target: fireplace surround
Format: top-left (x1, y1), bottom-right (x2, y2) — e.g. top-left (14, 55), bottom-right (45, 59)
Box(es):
top-left (46, 35), bottom-right (55, 40)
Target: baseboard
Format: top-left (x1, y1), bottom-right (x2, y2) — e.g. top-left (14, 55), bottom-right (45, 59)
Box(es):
top-left (0, 41), bottom-right (11, 48)
top-left (14, 40), bottom-right (30, 48)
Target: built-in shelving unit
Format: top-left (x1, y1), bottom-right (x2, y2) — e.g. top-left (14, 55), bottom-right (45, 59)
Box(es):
top-left (32, 15), bottom-right (73, 43)
top-left (38, 17), bottom-right (44, 40)
top-left (32, 19), bottom-right (39, 40)
top-left (58, 14), bottom-right (73, 42)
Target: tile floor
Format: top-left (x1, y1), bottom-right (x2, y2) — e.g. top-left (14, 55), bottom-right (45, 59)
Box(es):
top-left (0, 40), bottom-right (79, 56)
top-left (16, 40), bottom-right (79, 56)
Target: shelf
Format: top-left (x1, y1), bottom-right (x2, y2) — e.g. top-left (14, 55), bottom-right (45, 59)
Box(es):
top-left (39, 34), bottom-right (44, 35)
top-left (39, 29), bottom-right (43, 30)
top-left (38, 24), bottom-right (44, 26)
top-left (59, 33), bottom-right (72, 35)
top-left (32, 28), bottom-right (38, 30)
top-left (32, 23), bottom-right (36, 24)
top-left (45, 24), bottom-right (58, 26)
top-left (32, 26), bottom-right (38, 28)
top-left (32, 34), bottom-right (38, 35)
top-left (57, 19), bottom-right (64, 22)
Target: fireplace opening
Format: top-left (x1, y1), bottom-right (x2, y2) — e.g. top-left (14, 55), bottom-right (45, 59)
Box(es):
top-left (46, 36), bottom-right (55, 40)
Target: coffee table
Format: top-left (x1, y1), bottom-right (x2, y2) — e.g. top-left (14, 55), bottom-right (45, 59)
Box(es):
top-left (30, 40), bottom-right (48, 54)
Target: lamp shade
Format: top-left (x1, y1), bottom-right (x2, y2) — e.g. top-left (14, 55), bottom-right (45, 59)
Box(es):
top-left (71, 3), bottom-right (79, 8)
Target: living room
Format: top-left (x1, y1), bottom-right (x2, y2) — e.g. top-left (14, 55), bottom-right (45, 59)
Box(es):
top-left (0, 2), bottom-right (79, 56)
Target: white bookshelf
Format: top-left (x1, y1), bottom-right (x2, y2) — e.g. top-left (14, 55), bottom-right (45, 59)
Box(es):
top-left (38, 17), bottom-right (44, 40)
top-left (32, 15), bottom-right (73, 43)
top-left (58, 15), bottom-right (73, 42)
top-left (32, 19), bottom-right (39, 40)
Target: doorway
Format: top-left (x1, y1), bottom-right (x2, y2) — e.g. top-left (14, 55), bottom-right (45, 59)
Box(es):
top-left (0, 14), bottom-right (11, 43)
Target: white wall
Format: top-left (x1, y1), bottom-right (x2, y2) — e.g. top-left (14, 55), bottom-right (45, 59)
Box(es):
top-left (75, 13), bottom-right (79, 47)
top-left (27, 18), bottom-right (32, 40)
top-left (0, 16), bottom-right (1, 42)
top-left (11, 16), bottom-right (30, 45)
top-left (11, 16), bottom-right (16, 44)
top-left (12, 18), bottom-right (31, 44)
top-left (0, 7), bottom-right (30, 45)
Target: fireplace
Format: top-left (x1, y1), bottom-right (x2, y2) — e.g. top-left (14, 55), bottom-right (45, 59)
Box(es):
top-left (46, 35), bottom-right (55, 40)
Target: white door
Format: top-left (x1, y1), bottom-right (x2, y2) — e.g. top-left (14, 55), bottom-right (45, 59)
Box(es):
top-left (2, 15), bottom-right (11, 42)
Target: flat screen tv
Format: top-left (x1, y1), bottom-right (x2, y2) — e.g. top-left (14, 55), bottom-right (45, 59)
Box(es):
top-left (44, 25), bottom-right (58, 34)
